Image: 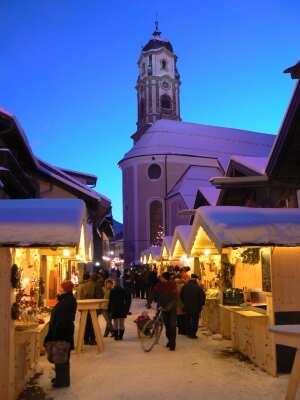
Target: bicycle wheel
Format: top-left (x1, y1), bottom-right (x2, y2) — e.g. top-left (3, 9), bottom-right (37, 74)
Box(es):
top-left (154, 318), bottom-right (163, 344)
top-left (140, 319), bottom-right (160, 352)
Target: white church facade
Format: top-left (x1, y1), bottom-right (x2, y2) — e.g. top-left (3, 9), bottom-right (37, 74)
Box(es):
top-left (118, 22), bottom-right (275, 267)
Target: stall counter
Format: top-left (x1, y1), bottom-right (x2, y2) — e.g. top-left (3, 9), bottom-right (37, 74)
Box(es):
top-left (14, 317), bottom-right (50, 398)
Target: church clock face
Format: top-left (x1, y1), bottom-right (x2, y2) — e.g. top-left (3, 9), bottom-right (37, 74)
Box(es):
top-left (161, 80), bottom-right (171, 90)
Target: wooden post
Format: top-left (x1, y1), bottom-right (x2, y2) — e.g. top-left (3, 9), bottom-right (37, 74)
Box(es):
top-left (0, 248), bottom-right (14, 400)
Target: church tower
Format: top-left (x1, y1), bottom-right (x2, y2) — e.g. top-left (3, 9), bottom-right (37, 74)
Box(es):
top-left (135, 20), bottom-right (181, 134)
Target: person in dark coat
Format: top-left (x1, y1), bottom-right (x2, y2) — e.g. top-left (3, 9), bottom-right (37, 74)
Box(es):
top-left (180, 273), bottom-right (206, 339)
top-left (44, 280), bottom-right (77, 388)
top-left (108, 278), bottom-right (127, 340)
top-left (148, 266), bottom-right (158, 292)
top-left (123, 269), bottom-right (133, 315)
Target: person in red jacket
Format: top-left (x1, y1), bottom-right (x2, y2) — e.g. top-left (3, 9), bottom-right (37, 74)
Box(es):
top-left (146, 272), bottom-right (179, 351)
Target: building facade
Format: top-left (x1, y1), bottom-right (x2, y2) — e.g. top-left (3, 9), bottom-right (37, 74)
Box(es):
top-left (119, 22), bottom-right (275, 267)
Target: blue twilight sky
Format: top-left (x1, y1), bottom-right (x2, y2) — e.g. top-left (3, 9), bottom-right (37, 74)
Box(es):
top-left (1, 1), bottom-right (299, 223)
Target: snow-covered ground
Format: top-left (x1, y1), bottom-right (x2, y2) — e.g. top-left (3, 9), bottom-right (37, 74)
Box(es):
top-left (20, 298), bottom-right (300, 400)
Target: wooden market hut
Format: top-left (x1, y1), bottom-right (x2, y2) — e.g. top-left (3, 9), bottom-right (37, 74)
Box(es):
top-left (0, 198), bottom-right (91, 400)
top-left (187, 205), bottom-right (300, 377)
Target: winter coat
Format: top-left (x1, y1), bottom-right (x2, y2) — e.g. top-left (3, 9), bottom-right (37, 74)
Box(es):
top-left (180, 279), bottom-right (206, 314)
top-left (100, 287), bottom-right (111, 311)
top-left (123, 273), bottom-right (133, 293)
top-left (108, 285), bottom-right (127, 319)
top-left (148, 270), bottom-right (158, 288)
top-left (44, 291), bottom-right (77, 350)
top-left (175, 277), bottom-right (187, 315)
top-left (147, 281), bottom-right (179, 311)
top-left (76, 279), bottom-right (89, 299)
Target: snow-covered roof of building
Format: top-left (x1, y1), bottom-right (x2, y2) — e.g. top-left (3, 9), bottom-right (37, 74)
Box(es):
top-left (142, 23), bottom-right (173, 53)
top-left (167, 165), bottom-right (224, 209)
top-left (0, 199), bottom-right (87, 247)
top-left (37, 158), bottom-right (111, 205)
top-left (121, 119), bottom-right (275, 171)
top-left (189, 206), bottom-right (300, 254)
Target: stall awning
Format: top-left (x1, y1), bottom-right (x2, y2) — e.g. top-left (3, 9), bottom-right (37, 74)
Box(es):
top-left (190, 206), bottom-right (300, 254)
top-left (0, 198), bottom-right (87, 247)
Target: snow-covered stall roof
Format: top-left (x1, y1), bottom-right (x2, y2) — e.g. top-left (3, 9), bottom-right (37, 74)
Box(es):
top-left (120, 119), bottom-right (275, 171)
top-left (189, 206), bottom-right (300, 254)
top-left (0, 199), bottom-right (88, 247)
top-left (196, 186), bottom-right (221, 206)
top-left (160, 236), bottom-right (173, 259)
top-left (170, 225), bottom-right (192, 258)
top-left (149, 246), bottom-right (161, 262)
top-left (230, 156), bottom-right (268, 175)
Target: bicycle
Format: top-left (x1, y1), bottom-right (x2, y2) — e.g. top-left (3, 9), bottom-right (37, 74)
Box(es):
top-left (140, 306), bottom-right (163, 352)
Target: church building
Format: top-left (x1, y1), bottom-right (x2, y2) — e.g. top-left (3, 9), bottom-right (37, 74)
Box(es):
top-left (118, 21), bottom-right (275, 267)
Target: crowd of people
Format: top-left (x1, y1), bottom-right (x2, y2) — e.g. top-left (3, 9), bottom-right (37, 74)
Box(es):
top-left (45, 264), bottom-right (206, 388)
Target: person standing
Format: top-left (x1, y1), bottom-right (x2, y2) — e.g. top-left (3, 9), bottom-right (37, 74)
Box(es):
top-left (141, 267), bottom-right (150, 299)
top-left (180, 273), bottom-right (206, 339)
top-left (84, 272), bottom-right (103, 345)
top-left (123, 269), bottom-right (133, 315)
top-left (148, 266), bottom-right (158, 292)
top-left (174, 274), bottom-right (187, 335)
top-left (75, 271), bottom-right (90, 300)
top-left (101, 279), bottom-right (114, 337)
top-left (146, 272), bottom-right (179, 351)
top-left (44, 280), bottom-right (77, 388)
top-left (108, 278), bottom-right (127, 340)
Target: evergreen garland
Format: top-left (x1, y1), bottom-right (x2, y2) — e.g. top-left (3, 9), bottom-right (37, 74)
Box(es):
top-left (240, 248), bottom-right (260, 265)
top-left (217, 260), bottom-right (235, 288)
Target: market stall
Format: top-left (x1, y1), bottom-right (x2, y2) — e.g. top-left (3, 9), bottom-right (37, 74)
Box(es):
top-left (0, 198), bottom-right (92, 400)
top-left (187, 206), bottom-right (300, 377)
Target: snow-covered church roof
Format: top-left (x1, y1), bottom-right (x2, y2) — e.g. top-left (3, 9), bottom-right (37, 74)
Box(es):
top-left (166, 165), bottom-right (223, 209)
top-left (121, 120), bottom-right (275, 171)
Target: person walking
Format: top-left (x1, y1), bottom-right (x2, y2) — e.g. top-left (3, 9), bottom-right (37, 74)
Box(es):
top-left (146, 272), bottom-right (179, 351)
top-left (44, 280), bottom-right (77, 388)
top-left (108, 278), bottom-right (128, 340)
top-left (180, 273), bottom-right (206, 339)
top-left (101, 279), bottom-right (114, 338)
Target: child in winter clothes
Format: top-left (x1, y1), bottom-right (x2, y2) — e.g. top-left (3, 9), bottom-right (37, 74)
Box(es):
top-left (134, 311), bottom-right (151, 338)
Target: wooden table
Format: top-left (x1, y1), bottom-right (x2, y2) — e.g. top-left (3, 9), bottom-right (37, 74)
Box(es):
top-left (76, 299), bottom-right (108, 354)
top-left (269, 325), bottom-right (300, 400)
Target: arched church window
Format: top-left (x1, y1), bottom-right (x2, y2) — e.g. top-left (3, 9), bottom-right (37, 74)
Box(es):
top-left (160, 59), bottom-right (168, 71)
top-left (148, 164), bottom-right (161, 180)
top-left (161, 94), bottom-right (171, 110)
top-left (149, 200), bottom-right (163, 245)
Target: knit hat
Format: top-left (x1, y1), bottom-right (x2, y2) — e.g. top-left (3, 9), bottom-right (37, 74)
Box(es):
top-left (191, 273), bottom-right (199, 279)
top-left (142, 311), bottom-right (149, 317)
top-left (162, 272), bottom-right (171, 281)
top-left (61, 280), bottom-right (74, 292)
